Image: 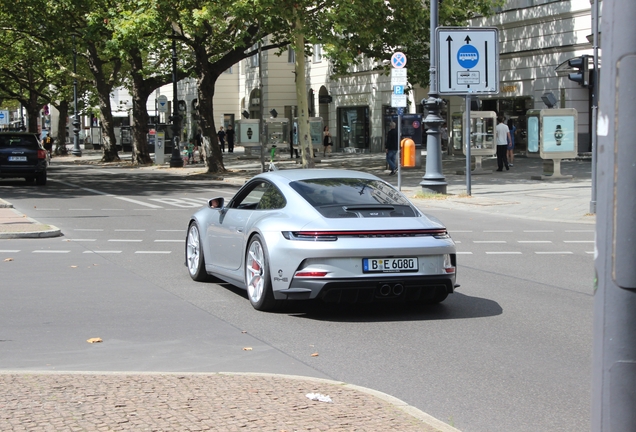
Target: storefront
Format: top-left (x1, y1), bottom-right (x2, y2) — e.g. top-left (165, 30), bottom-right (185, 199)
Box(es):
top-left (337, 106), bottom-right (369, 151)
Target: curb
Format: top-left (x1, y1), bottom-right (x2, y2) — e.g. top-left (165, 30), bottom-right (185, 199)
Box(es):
top-left (0, 370), bottom-right (461, 432)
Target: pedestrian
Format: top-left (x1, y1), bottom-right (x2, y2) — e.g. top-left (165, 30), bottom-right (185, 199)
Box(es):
top-left (507, 119), bottom-right (516, 167)
top-left (43, 133), bottom-right (53, 157)
top-left (323, 126), bottom-right (332, 157)
top-left (217, 127), bottom-right (225, 152)
top-left (495, 116), bottom-right (510, 171)
top-left (440, 122), bottom-right (449, 152)
top-left (194, 129), bottom-right (203, 162)
top-left (385, 122), bottom-right (398, 175)
top-left (226, 125), bottom-right (235, 153)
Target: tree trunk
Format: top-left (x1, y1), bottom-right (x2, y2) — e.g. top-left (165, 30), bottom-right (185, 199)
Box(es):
top-left (197, 63), bottom-right (225, 173)
top-left (54, 100), bottom-right (69, 151)
top-left (25, 90), bottom-right (41, 134)
top-left (128, 48), bottom-right (154, 165)
top-left (85, 42), bottom-right (120, 162)
top-left (294, 16), bottom-right (315, 168)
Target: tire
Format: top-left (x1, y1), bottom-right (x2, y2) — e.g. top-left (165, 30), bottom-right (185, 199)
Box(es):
top-left (185, 222), bottom-right (210, 281)
top-left (245, 234), bottom-right (277, 311)
top-left (35, 172), bottom-right (46, 185)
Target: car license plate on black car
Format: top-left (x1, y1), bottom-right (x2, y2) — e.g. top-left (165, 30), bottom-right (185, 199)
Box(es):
top-left (363, 257), bottom-right (418, 273)
top-left (8, 156), bottom-right (27, 162)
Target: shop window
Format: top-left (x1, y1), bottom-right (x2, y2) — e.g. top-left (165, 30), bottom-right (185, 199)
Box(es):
top-left (338, 106), bottom-right (369, 150)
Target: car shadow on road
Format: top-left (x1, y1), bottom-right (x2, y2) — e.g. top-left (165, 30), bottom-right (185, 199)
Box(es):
top-left (276, 292), bottom-right (502, 323)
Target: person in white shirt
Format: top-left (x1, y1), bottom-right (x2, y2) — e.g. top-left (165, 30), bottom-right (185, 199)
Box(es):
top-left (495, 116), bottom-right (510, 171)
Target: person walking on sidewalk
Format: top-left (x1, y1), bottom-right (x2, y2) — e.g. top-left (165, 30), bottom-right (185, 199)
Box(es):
top-left (217, 127), bottom-right (226, 152)
top-left (495, 116), bottom-right (510, 171)
top-left (507, 119), bottom-right (516, 167)
top-left (385, 122), bottom-right (398, 175)
top-left (226, 125), bottom-right (235, 153)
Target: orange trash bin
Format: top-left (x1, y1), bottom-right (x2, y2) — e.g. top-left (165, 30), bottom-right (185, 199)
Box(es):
top-left (401, 138), bottom-right (416, 167)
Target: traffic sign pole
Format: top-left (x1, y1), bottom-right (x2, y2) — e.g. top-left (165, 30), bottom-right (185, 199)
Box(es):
top-left (464, 96), bottom-right (471, 195)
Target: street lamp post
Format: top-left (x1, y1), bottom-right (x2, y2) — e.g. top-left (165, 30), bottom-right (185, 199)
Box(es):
top-left (72, 36), bottom-right (82, 157)
top-left (419, 0), bottom-right (447, 194)
top-left (169, 28), bottom-right (184, 168)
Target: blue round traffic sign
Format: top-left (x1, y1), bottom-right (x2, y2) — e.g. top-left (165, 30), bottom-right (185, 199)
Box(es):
top-left (457, 45), bottom-right (479, 69)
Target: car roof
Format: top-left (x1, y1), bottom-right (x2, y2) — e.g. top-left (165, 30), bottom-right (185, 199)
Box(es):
top-left (258, 169), bottom-right (381, 182)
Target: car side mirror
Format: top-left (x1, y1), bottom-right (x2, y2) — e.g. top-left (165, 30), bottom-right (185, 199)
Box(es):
top-left (208, 197), bottom-right (224, 209)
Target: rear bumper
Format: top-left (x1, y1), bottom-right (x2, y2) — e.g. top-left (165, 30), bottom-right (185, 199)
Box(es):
top-left (0, 163), bottom-right (46, 178)
top-left (273, 274), bottom-right (456, 303)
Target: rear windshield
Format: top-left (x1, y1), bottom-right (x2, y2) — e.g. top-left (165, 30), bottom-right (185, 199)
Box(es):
top-left (0, 134), bottom-right (40, 149)
top-left (289, 178), bottom-right (418, 218)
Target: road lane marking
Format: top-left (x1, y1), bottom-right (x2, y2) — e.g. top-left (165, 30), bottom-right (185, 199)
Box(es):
top-left (69, 208), bottom-right (92, 211)
top-left (535, 251), bottom-right (574, 254)
top-left (49, 179), bottom-right (164, 208)
top-left (115, 229), bottom-right (146, 232)
top-left (523, 230), bottom-right (554, 233)
top-left (64, 239), bottom-right (96, 242)
top-left (101, 208), bottom-right (125, 211)
top-left (32, 250), bottom-right (70, 253)
top-left (154, 240), bottom-right (183, 242)
top-left (135, 251), bottom-right (172, 254)
top-left (149, 197), bottom-right (207, 208)
top-left (563, 240), bottom-right (594, 243)
top-left (108, 239), bottom-right (143, 242)
top-left (83, 251), bottom-right (122, 254)
top-left (456, 251), bottom-right (473, 254)
top-left (485, 251), bottom-right (522, 254)
top-left (74, 229), bottom-right (103, 232)
top-left (157, 229), bottom-right (184, 232)
top-left (565, 230), bottom-right (594, 233)
top-left (473, 240), bottom-right (507, 244)
top-left (483, 230), bottom-right (513, 233)
top-left (0, 250), bottom-right (20, 253)
top-left (517, 240), bottom-right (553, 244)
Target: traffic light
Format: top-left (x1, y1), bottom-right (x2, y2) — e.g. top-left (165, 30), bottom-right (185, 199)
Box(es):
top-left (568, 55), bottom-right (589, 87)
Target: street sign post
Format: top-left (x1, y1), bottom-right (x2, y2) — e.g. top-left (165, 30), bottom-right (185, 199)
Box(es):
top-left (157, 95), bottom-right (168, 113)
top-left (0, 110), bottom-right (9, 125)
top-left (436, 27), bottom-right (499, 95)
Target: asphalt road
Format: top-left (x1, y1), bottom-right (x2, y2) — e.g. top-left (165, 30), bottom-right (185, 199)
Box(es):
top-left (0, 164), bottom-right (593, 432)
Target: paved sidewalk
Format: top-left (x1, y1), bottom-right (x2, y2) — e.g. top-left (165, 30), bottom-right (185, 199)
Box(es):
top-left (0, 372), bottom-right (455, 431)
top-left (1, 148), bottom-right (596, 431)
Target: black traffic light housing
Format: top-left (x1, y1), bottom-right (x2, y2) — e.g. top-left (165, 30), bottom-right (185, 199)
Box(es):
top-left (568, 55), bottom-right (590, 87)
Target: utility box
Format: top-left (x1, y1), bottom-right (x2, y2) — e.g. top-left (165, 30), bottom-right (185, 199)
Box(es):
top-left (452, 111), bottom-right (496, 173)
top-left (236, 119), bottom-right (261, 157)
top-left (293, 117), bottom-right (323, 156)
top-left (526, 108), bottom-right (578, 179)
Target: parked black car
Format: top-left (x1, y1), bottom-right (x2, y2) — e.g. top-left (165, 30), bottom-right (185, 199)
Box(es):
top-left (0, 132), bottom-right (48, 185)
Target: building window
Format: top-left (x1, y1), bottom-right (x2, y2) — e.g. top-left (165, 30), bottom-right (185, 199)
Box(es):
top-left (313, 44), bottom-right (322, 63)
top-left (250, 44), bottom-right (259, 67)
top-left (288, 48), bottom-right (295, 64)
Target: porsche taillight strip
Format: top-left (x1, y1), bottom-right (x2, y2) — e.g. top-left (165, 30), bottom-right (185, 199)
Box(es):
top-left (283, 229), bottom-right (449, 241)
top-left (297, 229), bottom-right (447, 237)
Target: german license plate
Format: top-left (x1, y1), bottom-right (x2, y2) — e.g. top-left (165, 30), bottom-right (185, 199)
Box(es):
top-left (8, 156), bottom-right (27, 162)
top-left (363, 257), bottom-right (418, 273)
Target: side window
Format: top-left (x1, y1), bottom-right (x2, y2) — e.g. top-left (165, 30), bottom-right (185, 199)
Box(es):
top-left (229, 180), bottom-right (286, 210)
top-left (231, 181), bottom-right (268, 209)
top-left (257, 185), bottom-right (286, 210)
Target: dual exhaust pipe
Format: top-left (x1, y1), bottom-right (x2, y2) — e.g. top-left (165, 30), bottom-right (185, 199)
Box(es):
top-left (378, 283), bottom-right (404, 297)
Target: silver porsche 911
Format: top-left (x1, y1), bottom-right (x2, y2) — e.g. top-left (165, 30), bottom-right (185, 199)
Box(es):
top-left (185, 169), bottom-right (457, 311)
